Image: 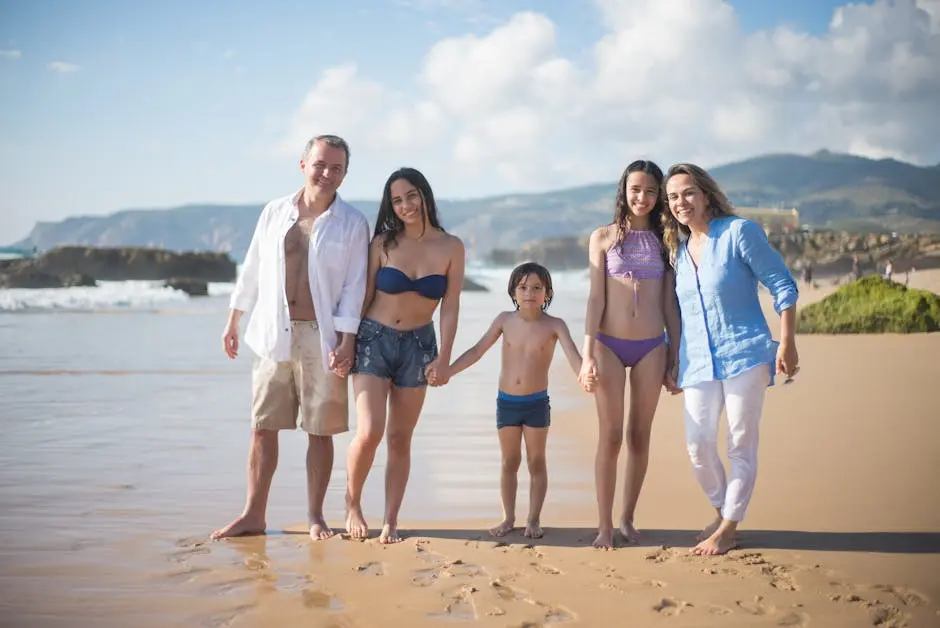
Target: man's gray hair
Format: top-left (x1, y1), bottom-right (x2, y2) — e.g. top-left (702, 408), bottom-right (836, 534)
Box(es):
top-left (302, 134), bottom-right (350, 171)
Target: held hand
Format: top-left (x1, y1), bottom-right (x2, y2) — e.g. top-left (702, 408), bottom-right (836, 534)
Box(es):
top-left (663, 357), bottom-right (682, 395)
top-left (329, 336), bottom-right (355, 378)
top-left (425, 359), bottom-right (450, 387)
top-left (776, 340), bottom-right (799, 380)
top-left (578, 357), bottom-right (597, 393)
top-left (221, 323), bottom-right (239, 359)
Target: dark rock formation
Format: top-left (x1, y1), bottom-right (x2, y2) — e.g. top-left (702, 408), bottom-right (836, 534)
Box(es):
top-left (0, 246), bottom-right (237, 289)
top-left (164, 278), bottom-right (209, 296)
top-left (486, 235), bottom-right (590, 270)
top-left (462, 277), bottom-right (488, 292)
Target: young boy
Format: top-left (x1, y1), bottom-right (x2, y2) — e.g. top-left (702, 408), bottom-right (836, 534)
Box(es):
top-left (443, 262), bottom-right (593, 538)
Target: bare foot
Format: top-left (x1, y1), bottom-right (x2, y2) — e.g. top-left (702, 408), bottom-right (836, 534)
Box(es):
top-left (523, 520), bottom-right (543, 539)
top-left (379, 523), bottom-right (403, 544)
top-left (618, 520), bottom-right (640, 544)
top-left (488, 518), bottom-right (516, 537)
top-left (309, 518), bottom-right (334, 541)
top-left (210, 515), bottom-right (266, 540)
top-left (695, 515), bottom-right (723, 541)
top-left (345, 506), bottom-right (369, 540)
top-left (692, 530), bottom-right (737, 556)
top-left (592, 528), bottom-right (614, 550)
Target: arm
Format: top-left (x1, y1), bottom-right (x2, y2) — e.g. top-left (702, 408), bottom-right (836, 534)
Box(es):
top-left (222, 206), bottom-right (266, 359)
top-left (662, 268), bottom-right (682, 393)
top-left (554, 318), bottom-right (584, 378)
top-left (360, 235), bottom-right (384, 318)
top-left (448, 312), bottom-right (506, 377)
top-left (737, 220), bottom-right (800, 376)
top-left (580, 228), bottom-right (607, 381)
top-left (333, 215), bottom-right (371, 335)
top-left (433, 236), bottom-right (466, 383)
top-left (329, 215), bottom-right (371, 374)
top-left (229, 206), bottom-right (266, 316)
top-left (737, 219), bottom-right (798, 315)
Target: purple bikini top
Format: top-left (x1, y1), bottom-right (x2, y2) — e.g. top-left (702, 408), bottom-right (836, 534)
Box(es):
top-left (605, 229), bottom-right (665, 280)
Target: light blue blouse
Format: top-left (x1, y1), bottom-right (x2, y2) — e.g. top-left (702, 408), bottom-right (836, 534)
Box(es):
top-left (674, 216), bottom-right (798, 388)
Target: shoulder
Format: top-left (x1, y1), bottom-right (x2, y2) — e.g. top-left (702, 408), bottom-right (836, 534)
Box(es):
top-left (544, 313), bottom-right (569, 330)
top-left (439, 232), bottom-right (465, 257)
top-left (443, 231), bottom-right (464, 249)
top-left (494, 310), bottom-right (514, 325)
top-left (590, 224), bottom-right (615, 246)
top-left (334, 196), bottom-right (369, 228)
top-left (261, 193), bottom-right (294, 218)
top-left (727, 217), bottom-right (766, 242)
top-left (369, 232), bottom-right (390, 253)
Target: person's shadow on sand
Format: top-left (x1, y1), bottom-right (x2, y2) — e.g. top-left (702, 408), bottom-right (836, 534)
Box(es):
top-left (406, 527), bottom-right (940, 554)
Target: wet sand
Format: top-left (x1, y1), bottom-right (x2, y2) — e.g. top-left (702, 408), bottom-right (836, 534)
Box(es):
top-left (1, 271), bottom-right (939, 627)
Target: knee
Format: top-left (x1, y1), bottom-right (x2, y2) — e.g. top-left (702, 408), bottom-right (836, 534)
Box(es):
top-left (686, 439), bottom-right (717, 464)
top-left (354, 428), bottom-right (384, 452)
top-left (252, 428), bottom-right (278, 445)
top-left (501, 454), bottom-right (522, 474)
top-left (386, 430), bottom-right (413, 456)
top-left (599, 429), bottom-right (623, 454)
top-left (526, 453), bottom-right (546, 476)
top-left (625, 424), bottom-right (651, 455)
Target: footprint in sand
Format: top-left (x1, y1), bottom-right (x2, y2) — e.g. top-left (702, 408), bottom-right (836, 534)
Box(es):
top-left (530, 562), bottom-right (563, 575)
top-left (429, 585), bottom-right (478, 621)
top-left (870, 584), bottom-right (929, 608)
top-left (708, 605), bottom-right (733, 616)
top-left (777, 610), bottom-right (811, 626)
top-left (168, 544), bottom-right (212, 563)
top-left (301, 588), bottom-right (345, 611)
top-left (763, 564), bottom-right (800, 591)
top-left (869, 604), bottom-right (908, 627)
top-left (736, 595), bottom-right (777, 616)
top-left (355, 561), bottom-right (385, 576)
top-left (653, 598), bottom-right (691, 616)
top-left (645, 546), bottom-right (681, 564)
top-left (489, 580), bottom-right (576, 624)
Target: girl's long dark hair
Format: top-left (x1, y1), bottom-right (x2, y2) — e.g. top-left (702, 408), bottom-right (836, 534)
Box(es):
top-left (613, 160), bottom-right (666, 255)
top-left (374, 167), bottom-right (444, 252)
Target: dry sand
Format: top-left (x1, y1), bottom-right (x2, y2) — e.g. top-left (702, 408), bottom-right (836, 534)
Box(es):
top-left (3, 271), bottom-right (939, 627)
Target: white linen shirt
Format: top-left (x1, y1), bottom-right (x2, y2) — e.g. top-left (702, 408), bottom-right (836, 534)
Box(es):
top-left (229, 190), bottom-right (370, 371)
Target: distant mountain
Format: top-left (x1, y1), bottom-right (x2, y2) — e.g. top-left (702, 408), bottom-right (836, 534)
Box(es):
top-left (12, 151), bottom-right (940, 261)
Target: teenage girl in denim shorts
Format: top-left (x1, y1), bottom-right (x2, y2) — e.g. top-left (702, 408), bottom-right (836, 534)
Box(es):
top-left (344, 167), bottom-right (465, 544)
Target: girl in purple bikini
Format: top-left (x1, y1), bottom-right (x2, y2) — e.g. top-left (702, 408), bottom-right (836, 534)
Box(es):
top-left (580, 160), bottom-right (681, 549)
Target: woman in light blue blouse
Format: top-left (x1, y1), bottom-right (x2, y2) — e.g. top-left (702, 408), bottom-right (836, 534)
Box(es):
top-left (662, 163), bottom-right (799, 556)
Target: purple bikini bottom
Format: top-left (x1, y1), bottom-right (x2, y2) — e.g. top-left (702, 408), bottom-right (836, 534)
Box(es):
top-left (596, 333), bottom-right (665, 368)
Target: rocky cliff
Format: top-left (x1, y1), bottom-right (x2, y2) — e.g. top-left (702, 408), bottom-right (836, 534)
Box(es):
top-left (0, 246), bottom-right (237, 289)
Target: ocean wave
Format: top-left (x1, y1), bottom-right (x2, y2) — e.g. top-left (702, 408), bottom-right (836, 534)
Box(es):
top-left (0, 280), bottom-right (236, 312)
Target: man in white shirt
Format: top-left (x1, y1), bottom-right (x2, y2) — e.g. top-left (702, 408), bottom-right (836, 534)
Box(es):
top-left (211, 135), bottom-right (370, 542)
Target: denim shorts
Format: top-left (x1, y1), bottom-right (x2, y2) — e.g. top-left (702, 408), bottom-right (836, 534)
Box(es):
top-left (351, 318), bottom-right (438, 388)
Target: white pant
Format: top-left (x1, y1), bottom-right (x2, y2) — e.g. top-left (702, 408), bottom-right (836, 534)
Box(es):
top-left (683, 364), bottom-right (770, 522)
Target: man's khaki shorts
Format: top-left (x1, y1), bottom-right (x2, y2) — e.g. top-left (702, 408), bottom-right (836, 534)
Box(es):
top-left (251, 321), bottom-right (349, 435)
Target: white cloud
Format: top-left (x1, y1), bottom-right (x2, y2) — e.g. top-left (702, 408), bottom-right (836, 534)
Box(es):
top-left (0, 49), bottom-right (21, 59)
top-left (47, 61), bottom-right (80, 73)
top-left (281, 0), bottom-right (940, 199)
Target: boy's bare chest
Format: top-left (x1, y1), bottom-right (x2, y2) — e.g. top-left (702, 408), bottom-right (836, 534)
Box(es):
top-left (503, 325), bottom-right (554, 358)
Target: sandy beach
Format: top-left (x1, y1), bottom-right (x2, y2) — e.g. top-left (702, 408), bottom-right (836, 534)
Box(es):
top-left (1, 269), bottom-right (939, 627)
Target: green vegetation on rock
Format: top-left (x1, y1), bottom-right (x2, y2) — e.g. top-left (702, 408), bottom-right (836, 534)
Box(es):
top-left (797, 276), bottom-right (940, 334)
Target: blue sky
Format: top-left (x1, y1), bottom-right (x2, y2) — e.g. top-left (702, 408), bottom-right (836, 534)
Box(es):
top-left (1, 0), bottom-right (938, 242)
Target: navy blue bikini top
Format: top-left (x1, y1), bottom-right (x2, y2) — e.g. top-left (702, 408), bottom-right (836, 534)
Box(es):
top-left (375, 266), bottom-right (447, 300)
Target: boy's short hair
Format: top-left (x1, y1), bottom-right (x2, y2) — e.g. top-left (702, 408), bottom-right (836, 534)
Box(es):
top-left (507, 262), bottom-right (554, 311)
